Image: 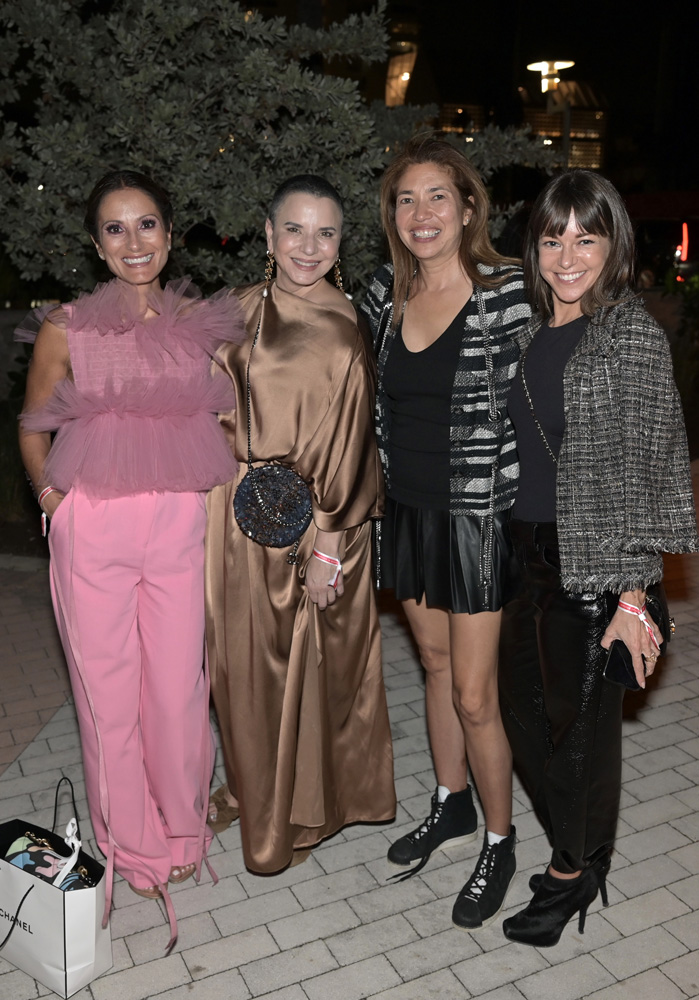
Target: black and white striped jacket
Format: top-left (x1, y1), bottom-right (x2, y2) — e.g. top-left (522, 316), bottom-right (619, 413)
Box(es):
top-left (360, 262), bottom-right (531, 519)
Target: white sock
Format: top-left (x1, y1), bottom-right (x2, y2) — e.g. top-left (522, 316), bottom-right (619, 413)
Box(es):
top-left (437, 785), bottom-right (451, 803)
top-left (487, 830), bottom-right (507, 846)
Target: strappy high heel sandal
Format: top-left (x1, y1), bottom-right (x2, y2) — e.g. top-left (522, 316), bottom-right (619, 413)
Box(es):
top-left (503, 866), bottom-right (599, 947)
top-left (129, 883), bottom-right (162, 899)
top-left (169, 863), bottom-right (196, 884)
top-left (207, 784), bottom-right (240, 834)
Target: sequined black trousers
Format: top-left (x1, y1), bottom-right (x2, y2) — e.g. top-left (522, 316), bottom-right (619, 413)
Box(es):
top-left (499, 520), bottom-right (625, 874)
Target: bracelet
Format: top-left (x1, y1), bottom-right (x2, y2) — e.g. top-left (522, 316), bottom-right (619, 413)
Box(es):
top-left (312, 548), bottom-right (342, 588)
top-left (38, 486), bottom-right (59, 539)
top-left (618, 600), bottom-right (661, 652)
top-left (38, 486), bottom-right (57, 508)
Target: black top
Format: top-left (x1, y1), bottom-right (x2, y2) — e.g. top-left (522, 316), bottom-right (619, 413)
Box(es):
top-left (509, 315), bottom-right (587, 522)
top-left (383, 300), bottom-right (470, 510)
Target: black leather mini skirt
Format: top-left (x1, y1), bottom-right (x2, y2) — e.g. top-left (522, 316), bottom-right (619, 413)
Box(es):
top-left (379, 496), bottom-right (516, 614)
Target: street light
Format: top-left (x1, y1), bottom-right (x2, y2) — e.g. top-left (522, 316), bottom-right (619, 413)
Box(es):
top-left (527, 59), bottom-right (575, 166)
top-left (526, 60), bottom-right (574, 94)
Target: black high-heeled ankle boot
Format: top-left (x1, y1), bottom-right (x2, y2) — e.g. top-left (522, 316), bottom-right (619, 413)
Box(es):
top-left (528, 854), bottom-right (611, 904)
top-left (502, 866), bottom-right (599, 947)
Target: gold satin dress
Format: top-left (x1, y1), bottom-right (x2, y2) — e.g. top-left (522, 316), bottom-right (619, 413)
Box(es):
top-left (205, 281), bottom-right (396, 873)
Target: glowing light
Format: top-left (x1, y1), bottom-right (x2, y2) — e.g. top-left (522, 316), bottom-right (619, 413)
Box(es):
top-left (527, 60), bottom-right (574, 93)
top-left (681, 222), bottom-right (689, 262)
top-left (400, 72), bottom-right (411, 81)
top-left (37, 184), bottom-right (44, 191)
top-left (543, 139), bottom-right (553, 145)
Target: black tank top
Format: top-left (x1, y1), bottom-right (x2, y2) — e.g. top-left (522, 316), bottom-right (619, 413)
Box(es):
top-left (383, 301), bottom-right (471, 510)
top-left (508, 316), bottom-right (587, 521)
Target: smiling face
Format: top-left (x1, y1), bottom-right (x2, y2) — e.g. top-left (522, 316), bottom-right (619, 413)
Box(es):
top-left (92, 187), bottom-right (171, 292)
top-left (265, 193), bottom-right (342, 297)
top-left (538, 209), bottom-right (611, 325)
top-left (393, 162), bottom-right (472, 266)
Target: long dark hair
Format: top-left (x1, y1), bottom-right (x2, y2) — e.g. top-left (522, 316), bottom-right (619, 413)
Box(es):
top-left (380, 134), bottom-right (519, 317)
top-left (524, 169), bottom-right (635, 318)
top-left (84, 170), bottom-right (173, 241)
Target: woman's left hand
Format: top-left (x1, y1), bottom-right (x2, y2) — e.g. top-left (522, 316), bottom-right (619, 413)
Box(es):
top-left (306, 559), bottom-right (344, 610)
top-left (306, 528), bottom-right (344, 610)
top-left (601, 589), bottom-right (662, 689)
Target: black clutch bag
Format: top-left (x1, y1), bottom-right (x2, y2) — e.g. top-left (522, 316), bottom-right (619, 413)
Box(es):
top-left (603, 583), bottom-right (674, 691)
top-left (603, 640), bottom-right (643, 691)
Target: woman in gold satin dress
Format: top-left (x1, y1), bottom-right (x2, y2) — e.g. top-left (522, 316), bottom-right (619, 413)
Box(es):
top-left (205, 175), bottom-right (396, 872)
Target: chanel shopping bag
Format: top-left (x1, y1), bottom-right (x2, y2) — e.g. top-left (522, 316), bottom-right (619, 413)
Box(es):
top-left (0, 776), bottom-right (112, 998)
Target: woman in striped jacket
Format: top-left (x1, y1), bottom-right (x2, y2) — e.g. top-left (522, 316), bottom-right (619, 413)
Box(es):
top-left (360, 135), bottom-right (530, 930)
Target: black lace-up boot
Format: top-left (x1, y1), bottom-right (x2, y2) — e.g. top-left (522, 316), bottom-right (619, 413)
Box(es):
top-left (452, 826), bottom-right (516, 929)
top-left (387, 786), bottom-right (477, 880)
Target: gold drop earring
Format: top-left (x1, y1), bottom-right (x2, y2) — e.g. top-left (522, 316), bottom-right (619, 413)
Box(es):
top-left (333, 257), bottom-right (344, 291)
top-left (264, 249), bottom-right (275, 296)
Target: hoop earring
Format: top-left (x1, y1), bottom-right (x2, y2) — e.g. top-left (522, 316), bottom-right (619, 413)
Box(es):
top-left (333, 257), bottom-right (344, 292)
top-left (264, 250), bottom-right (275, 296)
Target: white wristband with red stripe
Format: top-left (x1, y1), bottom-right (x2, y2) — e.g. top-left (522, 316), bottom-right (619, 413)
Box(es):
top-left (618, 600), bottom-right (661, 652)
top-left (38, 486), bottom-right (59, 538)
top-left (38, 486), bottom-right (58, 508)
top-left (312, 548), bottom-right (342, 587)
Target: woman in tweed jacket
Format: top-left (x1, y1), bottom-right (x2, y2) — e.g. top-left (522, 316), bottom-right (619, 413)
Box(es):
top-left (500, 170), bottom-right (698, 948)
top-left (360, 135), bottom-right (531, 930)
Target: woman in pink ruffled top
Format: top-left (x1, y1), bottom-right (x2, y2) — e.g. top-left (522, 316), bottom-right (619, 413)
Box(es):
top-left (18, 171), bottom-right (246, 944)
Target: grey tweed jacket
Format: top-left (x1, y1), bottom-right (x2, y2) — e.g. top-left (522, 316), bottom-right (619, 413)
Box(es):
top-left (518, 297), bottom-right (699, 593)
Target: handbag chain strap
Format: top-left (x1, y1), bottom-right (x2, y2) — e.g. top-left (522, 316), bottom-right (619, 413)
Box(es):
top-left (244, 313), bottom-right (293, 521)
top-left (244, 313), bottom-right (262, 474)
top-left (242, 301), bottom-right (306, 564)
top-left (519, 340), bottom-right (558, 465)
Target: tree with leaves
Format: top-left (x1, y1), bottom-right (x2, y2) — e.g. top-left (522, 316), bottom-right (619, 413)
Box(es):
top-left (0, 0), bottom-right (559, 297)
top-left (0, 0), bottom-right (393, 294)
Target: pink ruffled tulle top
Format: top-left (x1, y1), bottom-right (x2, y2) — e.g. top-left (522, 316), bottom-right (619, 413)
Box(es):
top-left (20, 278), bottom-right (247, 499)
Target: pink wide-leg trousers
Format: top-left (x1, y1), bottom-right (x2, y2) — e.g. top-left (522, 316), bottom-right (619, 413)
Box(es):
top-left (48, 489), bottom-right (213, 889)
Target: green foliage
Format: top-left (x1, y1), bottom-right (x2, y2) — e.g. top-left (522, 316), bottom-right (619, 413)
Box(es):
top-left (457, 125), bottom-right (563, 182)
top-left (0, 0), bottom-right (561, 298)
top-left (0, 0), bottom-right (390, 294)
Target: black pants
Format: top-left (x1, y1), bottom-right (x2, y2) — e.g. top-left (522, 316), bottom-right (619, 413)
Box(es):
top-left (499, 520), bottom-right (624, 874)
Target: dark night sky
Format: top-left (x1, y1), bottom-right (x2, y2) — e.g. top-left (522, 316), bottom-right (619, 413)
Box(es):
top-left (391, 0), bottom-right (697, 192)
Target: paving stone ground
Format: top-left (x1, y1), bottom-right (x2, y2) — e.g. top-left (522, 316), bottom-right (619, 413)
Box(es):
top-left (2, 467), bottom-right (699, 999)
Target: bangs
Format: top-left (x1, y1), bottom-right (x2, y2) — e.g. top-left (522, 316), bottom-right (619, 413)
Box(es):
top-left (525, 169), bottom-right (635, 317)
top-left (538, 184), bottom-right (614, 240)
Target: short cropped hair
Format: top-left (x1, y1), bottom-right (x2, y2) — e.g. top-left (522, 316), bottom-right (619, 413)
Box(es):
top-left (268, 175), bottom-right (343, 225)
